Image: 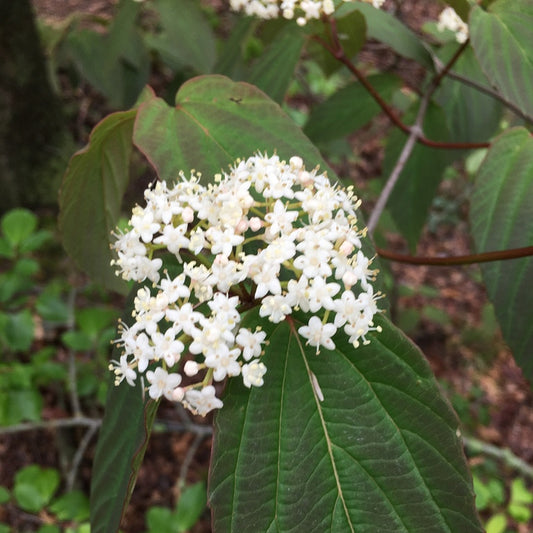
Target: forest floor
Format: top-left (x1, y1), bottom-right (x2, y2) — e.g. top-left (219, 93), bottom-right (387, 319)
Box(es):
top-left (1, 1), bottom-right (531, 531)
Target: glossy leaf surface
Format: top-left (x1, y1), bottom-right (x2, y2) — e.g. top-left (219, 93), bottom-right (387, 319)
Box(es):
top-left (470, 128), bottom-right (533, 380)
top-left (209, 312), bottom-right (483, 532)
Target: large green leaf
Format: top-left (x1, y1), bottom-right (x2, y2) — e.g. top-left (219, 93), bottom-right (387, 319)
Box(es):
top-left (304, 73), bottom-right (402, 143)
top-left (470, 0), bottom-right (533, 120)
top-left (247, 25), bottom-right (305, 103)
top-left (144, 0), bottom-right (216, 73)
top-left (59, 109), bottom-right (136, 293)
top-left (384, 103), bottom-right (451, 250)
top-left (470, 128), bottom-right (533, 380)
top-left (209, 312), bottom-right (482, 532)
top-left (91, 352), bottom-right (159, 533)
top-left (435, 45), bottom-right (502, 143)
top-left (336, 2), bottom-right (434, 68)
top-left (133, 75), bottom-right (333, 182)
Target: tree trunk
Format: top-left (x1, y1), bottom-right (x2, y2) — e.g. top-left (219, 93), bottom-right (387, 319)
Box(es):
top-left (0, 0), bottom-right (70, 213)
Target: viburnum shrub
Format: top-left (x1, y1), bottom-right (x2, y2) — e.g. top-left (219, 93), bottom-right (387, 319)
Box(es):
top-left (110, 154), bottom-right (381, 415)
top-left (58, 0), bottom-right (533, 531)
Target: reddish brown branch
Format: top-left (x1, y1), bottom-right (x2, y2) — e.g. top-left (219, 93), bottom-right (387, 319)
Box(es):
top-left (376, 246), bottom-right (533, 266)
top-left (314, 23), bottom-right (490, 150)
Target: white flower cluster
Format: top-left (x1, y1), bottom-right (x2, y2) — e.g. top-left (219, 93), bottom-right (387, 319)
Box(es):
top-left (437, 7), bottom-right (468, 44)
top-left (229, 0), bottom-right (383, 26)
top-left (110, 153), bottom-right (381, 415)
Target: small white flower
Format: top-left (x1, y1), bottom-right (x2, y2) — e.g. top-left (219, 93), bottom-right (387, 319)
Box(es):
top-left (285, 276), bottom-right (310, 312)
top-left (151, 328), bottom-right (184, 366)
top-left (131, 208), bottom-right (160, 243)
top-left (109, 355), bottom-right (136, 387)
top-left (306, 276), bottom-right (341, 312)
top-left (236, 328), bottom-right (267, 361)
top-left (207, 227), bottom-right (244, 257)
top-left (146, 367), bottom-right (182, 400)
top-left (206, 347), bottom-right (241, 381)
top-left (166, 302), bottom-right (202, 336)
top-left (153, 223), bottom-right (189, 258)
top-left (242, 360), bottom-right (267, 388)
top-left (184, 385), bottom-right (223, 416)
top-left (259, 294), bottom-right (291, 323)
top-left (264, 200), bottom-right (299, 236)
top-left (253, 263), bottom-right (282, 298)
top-left (298, 316), bottom-right (337, 353)
top-left (159, 273), bottom-right (190, 303)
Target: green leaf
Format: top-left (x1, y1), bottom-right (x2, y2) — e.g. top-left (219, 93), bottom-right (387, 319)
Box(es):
top-left (19, 229), bottom-right (52, 254)
top-left (133, 75), bottom-right (333, 182)
top-left (470, 128), bottom-right (533, 380)
top-left (384, 102), bottom-right (451, 250)
top-left (67, 0), bottom-right (149, 108)
top-left (336, 1), bottom-right (434, 68)
top-left (0, 237), bottom-right (13, 259)
top-left (76, 371), bottom-right (99, 397)
top-left (35, 284), bottom-right (70, 324)
top-left (49, 490), bottom-right (90, 522)
top-left (485, 513), bottom-right (507, 533)
top-left (209, 312), bottom-right (482, 532)
top-left (61, 330), bottom-right (94, 352)
top-left (146, 507), bottom-right (176, 533)
top-left (0, 389), bottom-right (42, 426)
top-left (0, 486), bottom-right (10, 504)
top-left (90, 338), bottom-right (160, 533)
top-left (247, 25), bottom-right (304, 104)
top-left (470, 0), bottom-right (533, 120)
top-left (213, 17), bottom-right (256, 79)
top-left (76, 307), bottom-right (118, 337)
top-left (1, 310), bottom-right (35, 352)
top-left (445, 0), bottom-right (471, 21)
top-left (434, 45), bottom-right (502, 143)
top-left (37, 526), bottom-right (61, 533)
top-left (304, 74), bottom-right (402, 143)
top-left (145, 0), bottom-right (216, 73)
top-left (174, 482), bottom-right (207, 532)
top-left (59, 109), bottom-right (137, 293)
top-left (510, 478), bottom-right (533, 505)
top-left (14, 465), bottom-right (60, 513)
top-left (308, 9), bottom-right (366, 77)
top-left (1, 209), bottom-right (37, 248)
top-left (508, 478), bottom-right (533, 522)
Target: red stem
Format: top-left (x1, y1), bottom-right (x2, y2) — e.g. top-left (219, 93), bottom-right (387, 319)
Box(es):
top-left (314, 22), bottom-right (490, 150)
top-left (376, 246), bottom-right (533, 266)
